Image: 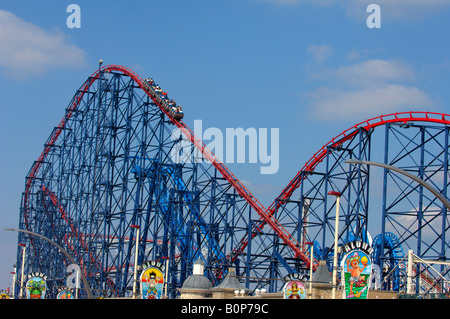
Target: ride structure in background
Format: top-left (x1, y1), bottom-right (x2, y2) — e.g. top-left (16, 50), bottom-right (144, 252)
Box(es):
top-left (16, 65), bottom-right (450, 298)
top-left (17, 65), bottom-right (273, 298)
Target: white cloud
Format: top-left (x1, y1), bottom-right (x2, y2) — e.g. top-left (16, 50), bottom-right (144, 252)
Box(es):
top-left (305, 53), bottom-right (434, 121)
top-left (334, 59), bottom-right (415, 87)
top-left (0, 10), bottom-right (87, 79)
top-left (307, 45), bottom-right (333, 63)
top-left (259, 0), bottom-right (336, 6)
top-left (310, 59), bottom-right (415, 86)
top-left (386, 205), bottom-right (444, 240)
top-left (308, 84), bottom-right (433, 121)
top-left (259, 0), bottom-right (450, 20)
top-left (347, 0), bottom-right (450, 20)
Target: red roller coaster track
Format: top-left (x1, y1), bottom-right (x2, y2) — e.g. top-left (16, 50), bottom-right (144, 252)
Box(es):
top-left (23, 65), bottom-right (307, 267)
top-left (231, 111), bottom-right (450, 265)
top-left (22, 64), bottom-right (450, 271)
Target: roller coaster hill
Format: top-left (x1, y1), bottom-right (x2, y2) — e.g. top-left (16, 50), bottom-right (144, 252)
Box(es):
top-left (15, 64), bottom-right (450, 298)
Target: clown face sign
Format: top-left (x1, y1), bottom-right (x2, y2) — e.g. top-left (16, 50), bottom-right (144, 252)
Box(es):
top-left (341, 241), bottom-right (372, 299)
top-left (140, 261), bottom-right (165, 299)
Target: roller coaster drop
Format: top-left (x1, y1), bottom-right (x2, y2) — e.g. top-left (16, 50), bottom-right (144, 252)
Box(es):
top-left (17, 65), bottom-right (450, 298)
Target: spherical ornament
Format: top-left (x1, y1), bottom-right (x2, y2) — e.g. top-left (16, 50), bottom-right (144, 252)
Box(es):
top-left (361, 256), bottom-right (368, 265)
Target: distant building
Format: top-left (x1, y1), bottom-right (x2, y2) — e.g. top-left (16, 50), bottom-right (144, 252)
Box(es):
top-left (178, 259), bottom-right (213, 299)
top-left (310, 260), bottom-right (333, 299)
top-left (211, 267), bottom-right (249, 299)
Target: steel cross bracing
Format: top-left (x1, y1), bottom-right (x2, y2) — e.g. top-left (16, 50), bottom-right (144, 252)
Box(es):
top-left (16, 62), bottom-right (450, 298)
top-left (236, 113), bottom-right (450, 293)
top-left (17, 65), bottom-right (298, 298)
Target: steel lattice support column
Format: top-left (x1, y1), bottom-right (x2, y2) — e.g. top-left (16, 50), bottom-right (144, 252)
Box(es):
top-left (379, 123), bottom-right (450, 293)
top-left (17, 68), bottom-right (260, 298)
top-left (17, 64), bottom-right (450, 298)
top-left (274, 128), bottom-right (372, 264)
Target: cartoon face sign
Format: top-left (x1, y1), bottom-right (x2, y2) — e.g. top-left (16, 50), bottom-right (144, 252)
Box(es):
top-left (341, 250), bottom-right (372, 299)
top-left (57, 288), bottom-right (75, 299)
top-left (140, 267), bottom-right (164, 299)
top-left (283, 280), bottom-right (306, 299)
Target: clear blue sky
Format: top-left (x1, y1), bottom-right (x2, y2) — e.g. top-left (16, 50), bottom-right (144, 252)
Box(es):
top-left (0, 0), bottom-right (449, 289)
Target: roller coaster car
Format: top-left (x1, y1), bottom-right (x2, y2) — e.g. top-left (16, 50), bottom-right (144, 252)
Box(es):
top-left (143, 78), bottom-right (184, 121)
top-left (169, 104), bottom-right (184, 120)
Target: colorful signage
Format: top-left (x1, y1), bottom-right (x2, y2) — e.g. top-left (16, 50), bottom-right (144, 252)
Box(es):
top-left (341, 241), bottom-right (373, 299)
top-left (0, 289), bottom-right (10, 299)
top-left (140, 261), bottom-right (165, 299)
top-left (283, 273), bottom-right (307, 299)
top-left (283, 280), bottom-right (306, 299)
top-left (25, 272), bottom-right (47, 299)
top-left (56, 287), bottom-right (75, 299)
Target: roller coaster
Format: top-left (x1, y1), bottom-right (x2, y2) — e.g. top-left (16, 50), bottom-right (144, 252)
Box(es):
top-left (15, 65), bottom-right (450, 298)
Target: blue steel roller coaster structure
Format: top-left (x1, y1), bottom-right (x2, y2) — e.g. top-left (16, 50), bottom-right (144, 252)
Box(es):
top-left (16, 65), bottom-right (450, 298)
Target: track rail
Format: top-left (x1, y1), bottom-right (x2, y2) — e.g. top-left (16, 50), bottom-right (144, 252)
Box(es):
top-left (22, 65), bottom-right (309, 268)
top-left (231, 111), bottom-right (450, 264)
top-left (275, 112), bottom-right (450, 204)
top-left (23, 65), bottom-right (450, 273)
